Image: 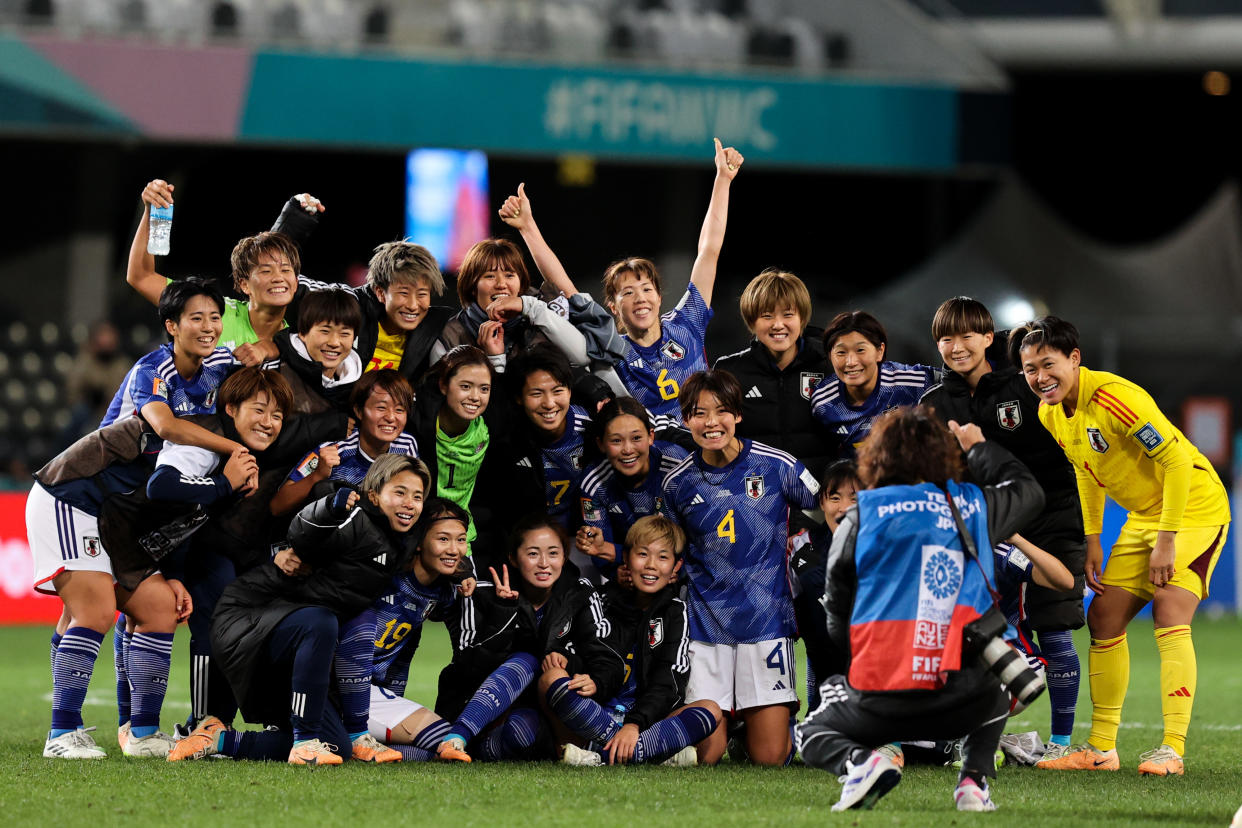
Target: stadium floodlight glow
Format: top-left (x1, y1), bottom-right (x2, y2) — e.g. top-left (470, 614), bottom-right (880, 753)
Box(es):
top-left (405, 148), bottom-right (489, 271)
top-left (996, 297), bottom-right (1036, 329)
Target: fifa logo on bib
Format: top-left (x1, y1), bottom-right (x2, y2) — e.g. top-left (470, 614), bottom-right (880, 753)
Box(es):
top-left (916, 545), bottom-right (962, 638)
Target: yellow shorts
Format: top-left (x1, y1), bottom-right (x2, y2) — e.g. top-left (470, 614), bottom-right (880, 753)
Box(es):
top-left (1102, 522), bottom-right (1228, 601)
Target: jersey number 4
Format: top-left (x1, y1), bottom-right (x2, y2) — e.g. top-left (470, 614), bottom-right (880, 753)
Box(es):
top-left (716, 509), bottom-right (736, 544)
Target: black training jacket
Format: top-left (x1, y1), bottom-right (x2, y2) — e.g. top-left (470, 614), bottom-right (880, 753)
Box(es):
top-left (434, 560), bottom-right (626, 721)
top-left (921, 366), bottom-right (1086, 630)
top-left (713, 333), bottom-right (834, 479)
top-left (598, 581), bottom-right (691, 731)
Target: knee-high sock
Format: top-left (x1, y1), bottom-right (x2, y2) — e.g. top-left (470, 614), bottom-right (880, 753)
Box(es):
top-left (1087, 633), bottom-right (1128, 751)
top-left (333, 610), bottom-right (377, 736)
top-left (479, 707), bottom-right (545, 761)
top-left (1155, 625), bottom-right (1195, 755)
top-left (127, 632), bottom-right (174, 738)
top-left (115, 621), bottom-right (132, 727)
top-left (621, 706), bottom-right (718, 765)
top-left (448, 653), bottom-right (538, 743)
top-left (51, 626), bottom-right (104, 735)
top-left (1039, 629), bottom-right (1080, 742)
top-left (545, 675), bottom-right (617, 743)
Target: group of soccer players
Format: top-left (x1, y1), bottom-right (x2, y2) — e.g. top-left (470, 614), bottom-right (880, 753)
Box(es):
top-left (27, 138), bottom-right (1229, 806)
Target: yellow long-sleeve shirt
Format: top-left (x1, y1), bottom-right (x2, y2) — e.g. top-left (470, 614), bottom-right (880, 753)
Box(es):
top-left (1037, 366), bottom-right (1229, 534)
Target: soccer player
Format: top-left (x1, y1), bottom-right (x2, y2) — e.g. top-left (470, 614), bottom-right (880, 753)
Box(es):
top-left (597, 139), bottom-right (742, 420)
top-left (554, 515), bottom-right (722, 766)
top-left (209, 454), bottom-right (430, 765)
top-left (496, 345), bottom-right (596, 533)
top-left (274, 287), bottom-right (363, 415)
top-left (921, 297), bottom-right (1087, 761)
top-left (811, 311), bottom-right (940, 458)
top-left (269, 370), bottom-right (417, 516)
top-left (662, 369), bottom-right (820, 765)
top-left (408, 346), bottom-right (493, 555)
top-left (713, 268), bottom-right (833, 479)
top-left (354, 240), bottom-right (454, 380)
top-left (574, 397), bottom-right (689, 577)
top-left (1015, 317), bottom-right (1230, 776)
top-left (434, 515), bottom-right (625, 762)
top-left (431, 237), bottom-right (594, 373)
top-left (790, 460), bottom-right (860, 709)
top-left (126, 180), bottom-right (315, 366)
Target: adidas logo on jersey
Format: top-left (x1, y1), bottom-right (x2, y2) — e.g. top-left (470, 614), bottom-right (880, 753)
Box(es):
top-left (772, 680), bottom-right (786, 691)
top-left (516, 457), bottom-right (532, 468)
top-left (836, 425), bottom-right (848, 435)
top-left (630, 359), bottom-right (644, 369)
top-left (745, 386), bottom-right (762, 399)
top-left (690, 494), bottom-right (705, 506)
top-left (373, 553), bottom-right (388, 565)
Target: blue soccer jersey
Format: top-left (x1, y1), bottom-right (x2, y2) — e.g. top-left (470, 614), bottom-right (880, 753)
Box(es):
top-left (614, 284), bottom-right (713, 421)
top-left (579, 441), bottom-right (689, 554)
top-left (540, 405), bottom-right (592, 527)
top-left (102, 343), bottom-right (234, 425)
top-left (370, 574), bottom-right (457, 694)
top-left (286, 431), bottom-right (419, 487)
top-left (663, 439), bottom-right (819, 644)
top-left (810, 360), bottom-right (939, 458)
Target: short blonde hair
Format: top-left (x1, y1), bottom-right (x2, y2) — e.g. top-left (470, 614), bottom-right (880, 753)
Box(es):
top-left (360, 453), bottom-right (430, 498)
top-left (367, 241), bottom-right (445, 297)
top-left (739, 269), bottom-right (811, 333)
top-left (624, 515), bottom-right (686, 558)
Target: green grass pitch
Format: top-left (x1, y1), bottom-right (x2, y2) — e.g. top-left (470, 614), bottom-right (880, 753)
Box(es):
top-left (2, 618), bottom-right (1239, 826)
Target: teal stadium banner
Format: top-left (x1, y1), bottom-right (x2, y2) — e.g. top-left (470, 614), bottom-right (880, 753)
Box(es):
top-left (2, 33), bottom-right (962, 171)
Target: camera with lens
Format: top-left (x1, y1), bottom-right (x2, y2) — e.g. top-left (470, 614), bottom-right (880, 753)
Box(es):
top-left (963, 607), bottom-right (1045, 713)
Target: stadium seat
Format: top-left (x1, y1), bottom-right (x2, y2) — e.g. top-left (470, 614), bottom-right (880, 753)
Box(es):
top-left (19, 351), bottom-right (42, 378)
top-left (5, 378), bottom-right (28, 406)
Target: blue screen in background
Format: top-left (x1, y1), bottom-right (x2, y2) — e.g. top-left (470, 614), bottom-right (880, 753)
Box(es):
top-left (405, 148), bottom-right (489, 271)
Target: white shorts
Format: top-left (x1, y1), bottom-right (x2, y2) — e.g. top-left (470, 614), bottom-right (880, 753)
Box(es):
top-left (367, 684), bottom-right (426, 742)
top-left (27, 484), bottom-right (114, 594)
top-left (685, 637), bottom-right (799, 713)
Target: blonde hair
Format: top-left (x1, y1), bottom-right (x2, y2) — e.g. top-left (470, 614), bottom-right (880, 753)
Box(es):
top-left (624, 515), bottom-right (686, 557)
top-left (738, 268), bottom-right (811, 333)
top-left (360, 453), bottom-right (430, 497)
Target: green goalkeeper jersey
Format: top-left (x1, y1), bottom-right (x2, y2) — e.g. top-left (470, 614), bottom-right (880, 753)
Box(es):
top-left (436, 415), bottom-right (490, 547)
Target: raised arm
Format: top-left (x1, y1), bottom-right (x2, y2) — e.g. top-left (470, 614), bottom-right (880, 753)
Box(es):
top-left (127, 179), bottom-right (174, 306)
top-left (688, 138), bottom-right (744, 308)
top-left (499, 183), bottom-right (578, 298)
top-left (1009, 533), bottom-right (1075, 592)
top-left (141, 400), bottom-right (246, 456)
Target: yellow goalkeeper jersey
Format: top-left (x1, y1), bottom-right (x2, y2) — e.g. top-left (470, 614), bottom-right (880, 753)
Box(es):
top-left (1037, 366), bottom-right (1229, 534)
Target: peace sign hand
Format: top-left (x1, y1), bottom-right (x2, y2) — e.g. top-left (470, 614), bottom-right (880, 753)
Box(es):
top-left (489, 565), bottom-right (518, 600)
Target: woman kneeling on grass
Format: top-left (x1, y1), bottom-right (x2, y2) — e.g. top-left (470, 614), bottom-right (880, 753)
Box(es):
top-left (205, 454), bottom-right (429, 765)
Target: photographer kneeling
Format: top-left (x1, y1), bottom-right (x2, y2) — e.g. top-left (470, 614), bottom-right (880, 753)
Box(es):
top-left (796, 407), bottom-right (1044, 813)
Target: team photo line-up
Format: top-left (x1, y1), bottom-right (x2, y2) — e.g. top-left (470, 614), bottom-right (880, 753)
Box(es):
top-left (29, 139), bottom-right (1228, 814)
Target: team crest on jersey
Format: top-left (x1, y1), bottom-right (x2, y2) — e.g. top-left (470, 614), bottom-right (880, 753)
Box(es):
top-left (745, 474), bottom-right (765, 500)
top-left (661, 339), bottom-right (686, 361)
top-left (648, 618), bottom-right (664, 647)
top-left (204, 389), bottom-right (217, 409)
top-left (800, 372), bottom-right (824, 400)
top-left (152, 377), bottom-right (169, 400)
top-left (1087, 427), bottom-right (1109, 453)
top-left (581, 497), bottom-right (602, 523)
top-left (996, 400), bottom-right (1021, 431)
top-left (571, 450), bottom-right (584, 470)
top-left (83, 536), bottom-right (102, 558)
top-left (654, 496), bottom-right (665, 515)
top-left (556, 620), bottom-right (572, 639)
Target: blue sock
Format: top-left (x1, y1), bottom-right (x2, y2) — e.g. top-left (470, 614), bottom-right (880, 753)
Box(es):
top-left (50, 626), bottom-right (104, 735)
top-left (394, 744), bottom-right (435, 762)
top-left (604, 706), bottom-right (717, 765)
top-left (411, 718), bottom-right (451, 753)
top-left (333, 610), bottom-right (377, 736)
top-left (448, 652), bottom-right (538, 743)
top-left (229, 729), bottom-right (295, 761)
top-left (545, 675), bottom-right (618, 743)
top-left (1039, 629), bottom-right (1080, 743)
top-left (480, 708), bottom-right (544, 761)
top-left (115, 617), bottom-right (131, 726)
top-left (127, 631), bottom-right (174, 738)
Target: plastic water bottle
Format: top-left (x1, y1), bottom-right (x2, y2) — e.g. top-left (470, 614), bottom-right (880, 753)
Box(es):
top-left (148, 204), bottom-right (173, 256)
